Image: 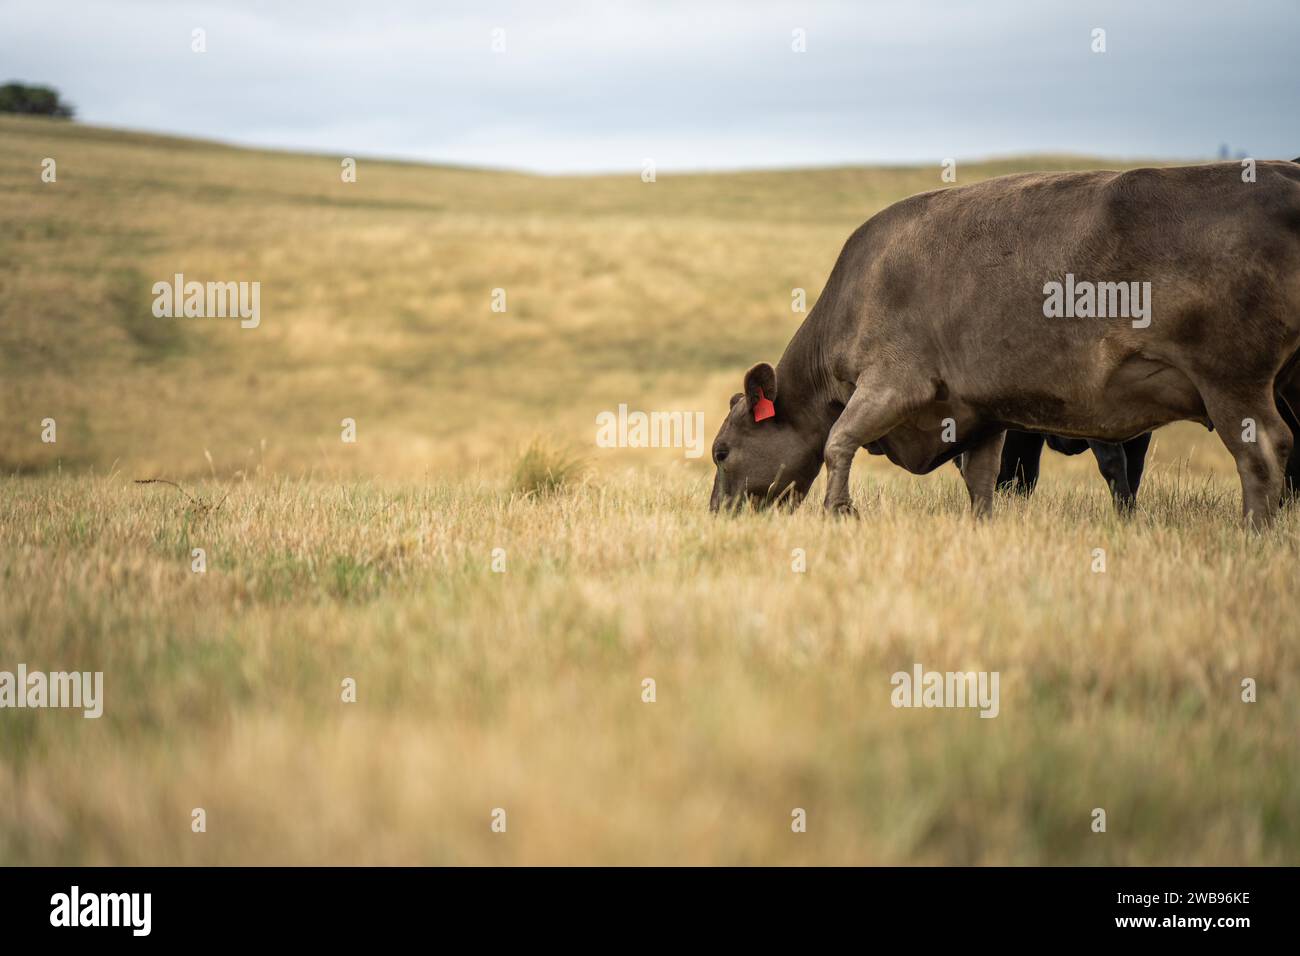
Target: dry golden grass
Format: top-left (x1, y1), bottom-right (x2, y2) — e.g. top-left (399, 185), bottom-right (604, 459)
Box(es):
top-left (2, 466), bottom-right (1298, 865)
top-left (1, 116), bottom-right (1296, 864)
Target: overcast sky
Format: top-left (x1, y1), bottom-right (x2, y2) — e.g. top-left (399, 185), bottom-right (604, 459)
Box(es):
top-left (3, 0), bottom-right (1297, 172)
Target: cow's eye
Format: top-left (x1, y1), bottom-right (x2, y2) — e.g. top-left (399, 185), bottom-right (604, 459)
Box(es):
top-left (714, 447), bottom-right (729, 464)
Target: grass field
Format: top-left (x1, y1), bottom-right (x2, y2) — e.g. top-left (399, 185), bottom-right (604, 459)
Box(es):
top-left (2, 115), bottom-right (1297, 864)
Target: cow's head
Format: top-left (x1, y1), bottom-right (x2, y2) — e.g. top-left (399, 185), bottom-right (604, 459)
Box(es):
top-left (709, 362), bottom-right (824, 512)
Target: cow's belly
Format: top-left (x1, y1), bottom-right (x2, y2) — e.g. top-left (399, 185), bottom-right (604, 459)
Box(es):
top-left (993, 355), bottom-right (1209, 441)
top-left (869, 356), bottom-right (1209, 472)
top-left (869, 412), bottom-right (1002, 474)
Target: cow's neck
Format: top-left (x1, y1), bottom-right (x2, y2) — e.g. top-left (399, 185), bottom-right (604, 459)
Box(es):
top-left (775, 314), bottom-right (842, 446)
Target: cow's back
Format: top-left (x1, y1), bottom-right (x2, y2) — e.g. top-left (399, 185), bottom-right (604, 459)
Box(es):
top-left (817, 161), bottom-right (1300, 436)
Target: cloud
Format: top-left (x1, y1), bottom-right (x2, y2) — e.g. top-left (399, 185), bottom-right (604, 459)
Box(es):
top-left (2, 0), bottom-right (1296, 171)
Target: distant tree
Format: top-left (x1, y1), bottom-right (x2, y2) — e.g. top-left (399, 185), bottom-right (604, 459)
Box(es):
top-left (0, 82), bottom-right (75, 119)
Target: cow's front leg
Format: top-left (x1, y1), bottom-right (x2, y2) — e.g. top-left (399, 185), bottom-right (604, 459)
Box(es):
top-left (822, 380), bottom-right (915, 516)
top-left (959, 431), bottom-right (1007, 518)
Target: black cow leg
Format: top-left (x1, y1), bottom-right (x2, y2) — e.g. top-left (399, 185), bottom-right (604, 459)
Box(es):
top-left (1122, 432), bottom-right (1153, 500)
top-left (1088, 440), bottom-right (1135, 514)
top-left (1285, 445), bottom-right (1300, 505)
top-left (1277, 390), bottom-right (1300, 506)
top-left (998, 431), bottom-right (1045, 496)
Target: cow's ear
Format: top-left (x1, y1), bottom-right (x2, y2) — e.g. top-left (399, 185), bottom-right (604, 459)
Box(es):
top-left (729, 392), bottom-right (744, 408)
top-left (743, 363), bottom-right (777, 406)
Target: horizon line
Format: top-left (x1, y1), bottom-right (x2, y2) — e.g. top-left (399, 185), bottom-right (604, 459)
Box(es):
top-left (0, 114), bottom-right (1229, 179)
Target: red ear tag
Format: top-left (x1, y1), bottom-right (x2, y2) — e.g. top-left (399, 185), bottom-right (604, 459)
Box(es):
top-left (753, 388), bottom-right (776, 423)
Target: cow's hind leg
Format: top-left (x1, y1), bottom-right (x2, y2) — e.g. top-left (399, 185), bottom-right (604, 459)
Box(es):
top-left (1087, 441), bottom-right (1135, 514)
top-left (961, 431), bottom-right (1008, 518)
top-left (1200, 387), bottom-right (1291, 527)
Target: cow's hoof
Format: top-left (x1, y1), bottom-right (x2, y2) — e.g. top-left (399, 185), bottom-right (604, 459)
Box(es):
top-left (826, 500), bottom-right (858, 519)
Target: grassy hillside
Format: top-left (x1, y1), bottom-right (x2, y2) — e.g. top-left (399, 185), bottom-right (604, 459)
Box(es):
top-left (1, 113), bottom-right (1203, 479)
top-left (2, 117), bottom-right (1296, 865)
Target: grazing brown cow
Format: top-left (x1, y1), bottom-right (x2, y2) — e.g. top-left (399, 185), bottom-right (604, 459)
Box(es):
top-left (709, 160), bottom-right (1300, 525)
